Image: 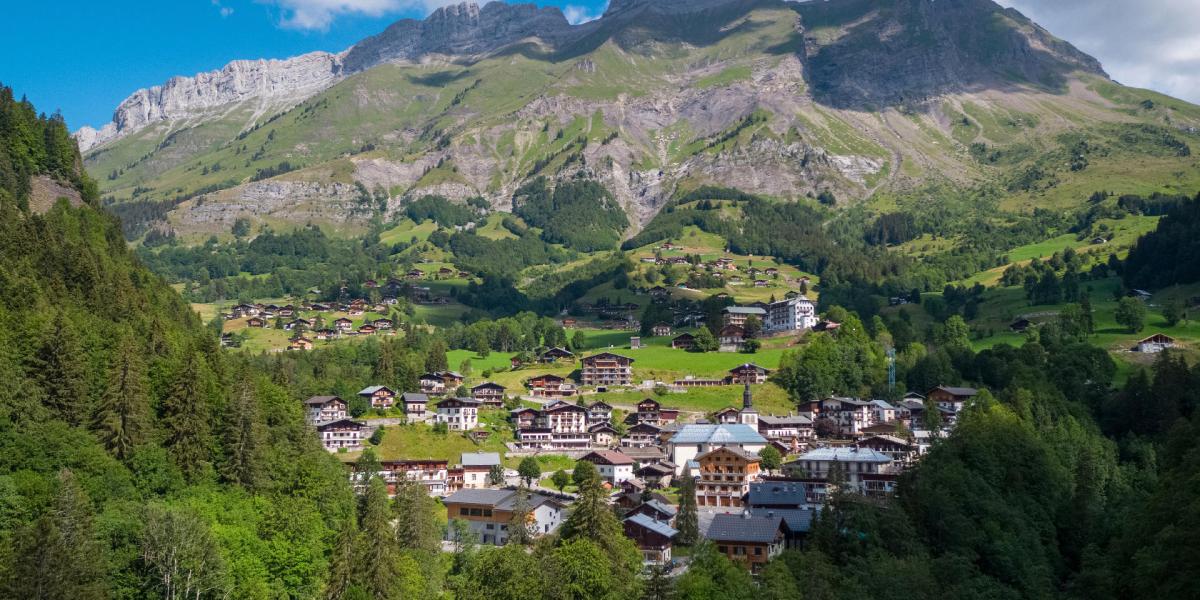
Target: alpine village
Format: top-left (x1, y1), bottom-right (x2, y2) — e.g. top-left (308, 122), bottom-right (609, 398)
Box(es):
top-left (4, 0), bottom-right (1200, 598)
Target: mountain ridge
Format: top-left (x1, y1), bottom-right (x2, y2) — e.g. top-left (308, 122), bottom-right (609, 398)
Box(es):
top-left (80, 0), bottom-right (1200, 242)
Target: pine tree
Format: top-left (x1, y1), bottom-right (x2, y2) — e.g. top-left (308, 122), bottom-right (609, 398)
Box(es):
top-left (675, 475), bottom-right (700, 546)
top-left (392, 477), bottom-right (440, 554)
top-left (220, 375), bottom-right (265, 489)
top-left (162, 351), bottom-right (213, 481)
top-left (357, 477), bottom-right (404, 600)
top-left (29, 311), bottom-right (89, 425)
top-left (4, 469), bottom-right (107, 600)
top-left (324, 515), bottom-right (359, 600)
top-left (92, 333), bottom-right (148, 460)
top-left (642, 564), bottom-right (674, 600)
top-left (506, 486), bottom-right (535, 546)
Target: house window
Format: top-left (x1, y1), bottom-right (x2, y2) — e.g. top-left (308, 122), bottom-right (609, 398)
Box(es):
top-left (754, 547), bottom-right (763, 556)
top-left (717, 545), bottom-right (728, 554)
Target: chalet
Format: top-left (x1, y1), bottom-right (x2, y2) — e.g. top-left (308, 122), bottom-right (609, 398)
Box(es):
top-left (509, 355), bottom-right (523, 369)
top-left (649, 286), bottom-right (669, 299)
top-left (440, 371), bottom-right (465, 389)
top-left (636, 398), bottom-right (664, 425)
top-left (785, 447), bottom-right (895, 492)
top-left (400, 392), bottom-right (429, 422)
top-left (668, 424), bottom-right (767, 474)
top-left (543, 401), bottom-right (588, 432)
top-left (443, 489), bottom-right (566, 545)
top-left (927, 385), bottom-right (978, 415)
top-left (624, 513), bottom-right (678, 565)
top-left (757, 415), bottom-right (814, 443)
top-left (707, 513), bottom-right (788, 571)
top-left (860, 434), bottom-right (919, 466)
top-left (728, 363), bottom-right (771, 384)
top-left (288, 337), bottom-right (314, 351)
top-left (813, 320), bottom-right (841, 333)
top-left (714, 407), bottom-right (742, 424)
top-left (634, 463), bottom-right (675, 488)
top-left (722, 306), bottom-right (765, 327)
top-left (232, 303), bottom-right (260, 317)
top-left (671, 333), bottom-right (697, 350)
top-left (586, 401), bottom-right (613, 427)
top-left (589, 423), bottom-right (619, 446)
top-left (754, 279), bottom-right (769, 287)
top-left (363, 279), bottom-right (379, 289)
top-left (357, 324), bottom-right (377, 335)
top-left (246, 317), bottom-right (266, 328)
top-left (406, 269), bottom-right (425, 280)
top-left (436, 397), bottom-right (481, 431)
top-left (334, 318), bottom-right (353, 332)
top-left (673, 376), bottom-right (725, 388)
top-left (820, 397), bottom-right (876, 435)
top-left (651, 323), bottom-right (672, 336)
top-left (622, 422), bottom-right (663, 448)
top-left (460, 452), bottom-right (500, 489)
top-left (316, 418), bottom-right (365, 452)
top-left (764, 267), bottom-right (779, 276)
top-left (358, 385), bottom-right (396, 410)
top-left (695, 446), bottom-right (761, 508)
top-left (277, 306), bottom-right (295, 318)
top-left (579, 450), bottom-right (636, 485)
top-left (510, 407), bottom-right (540, 429)
top-left (419, 373), bottom-right (447, 396)
top-left (581, 352), bottom-right (635, 387)
top-left (437, 266), bottom-right (455, 277)
top-left (470, 382), bottom-right (506, 407)
top-left (525, 374), bottom-right (577, 399)
top-left (375, 459), bottom-right (450, 496)
top-left (304, 395), bottom-right (347, 424)
top-left (561, 318), bottom-right (577, 328)
top-left (313, 329), bottom-right (337, 341)
top-left (372, 318), bottom-right (394, 330)
top-left (630, 336), bottom-right (642, 350)
top-left (718, 325), bottom-right (746, 352)
top-left (1135, 333), bottom-right (1177, 353)
top-left (539, 347), bottom-right (575, 363)
top-left (1010, 317), bottom-right (1034, 332)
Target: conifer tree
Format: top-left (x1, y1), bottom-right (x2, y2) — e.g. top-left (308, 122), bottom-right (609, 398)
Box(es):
top-left (506, 486), bottom-right (535, 546)
top-left (220, 375), bottom-right (265, 489)
top-left (29, 311), bottom-right (89, 425)
top-left (357, 477), bottom-right (404, 600)
top-left (675, 475), bottom-right (700, 546)
top-left (324, 515), bottom-right (359, 600)
top-left (92, 333), bottom-right (148, 460)
top-left (392, 477), bottom-right (440, 554)
top-left (4, 469), bottom-right (106, 600)
top-left (162, 351), bottom-right (214, 480)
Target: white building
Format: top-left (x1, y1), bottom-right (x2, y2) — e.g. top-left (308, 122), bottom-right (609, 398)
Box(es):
top-left (436, 397), bottom-right (481, 431)
top-left (765, 297), bottom-right (817, 333)
top-left (668, 424), bottom-right (767, 475)
top-left (443, 489), bottom-right (566, 546)
top-left (460, 452), bottom-right (501, 489)
top-left (579, 450), bottom-right (636, 485)
top-left (785, 446), bottom-right (894, 488)
top-left (315, 418), bottom-right (365, 452)
top-left (304, 395), bottom-right (347, 424)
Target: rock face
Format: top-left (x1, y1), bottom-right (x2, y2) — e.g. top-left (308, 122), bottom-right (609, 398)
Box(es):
top-left (77, 52), bottom-right (343, 152)
top-left (341, 1), bottom-right (577, 72)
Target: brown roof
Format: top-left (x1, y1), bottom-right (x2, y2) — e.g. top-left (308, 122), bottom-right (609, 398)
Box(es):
top-left (580, 449), bottom-right (635, 466)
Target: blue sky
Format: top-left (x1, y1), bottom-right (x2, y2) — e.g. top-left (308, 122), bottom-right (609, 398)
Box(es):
top-left (0, 0), bottom-right (609, 130)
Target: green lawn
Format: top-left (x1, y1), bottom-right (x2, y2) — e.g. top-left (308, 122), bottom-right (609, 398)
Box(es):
top-left (341, 421), bottom-right (511, 463)
top-left (379, 218), bottom-right (439, 245)
top-left (590, 382), bottom-right (794, 416)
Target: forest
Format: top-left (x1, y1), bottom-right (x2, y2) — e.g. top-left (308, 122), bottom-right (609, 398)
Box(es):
top-left (2, 84), bottom-right (1200, 598)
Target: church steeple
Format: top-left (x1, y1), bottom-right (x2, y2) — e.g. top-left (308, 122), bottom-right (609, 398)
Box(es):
top-left (739, 380), bottom-right (758, 427)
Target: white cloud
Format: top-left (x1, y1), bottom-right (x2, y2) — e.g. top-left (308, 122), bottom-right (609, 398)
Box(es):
top-left (264, 0), bottom-right (459, 30)
top-left (212, 0), bottom-right (234, 18)
top-left (563, 1), bottom-right (608, 25)
top-left (997, 0), bottom-right (1200, 104)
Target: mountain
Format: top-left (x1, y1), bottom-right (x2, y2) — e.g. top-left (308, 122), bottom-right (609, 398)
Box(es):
top-left (80, 0), bottom-right (1200, 242)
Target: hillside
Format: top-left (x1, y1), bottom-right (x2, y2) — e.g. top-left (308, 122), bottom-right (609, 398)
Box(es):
top-left (80, 0), bottom-right (1200, 242)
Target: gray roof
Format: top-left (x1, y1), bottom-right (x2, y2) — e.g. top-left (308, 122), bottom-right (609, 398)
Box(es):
top-left (723, 307), bottom-right (766, 315)
top-left (932, 386), bottom-right (978, 397)
top-left (305, 395), bottom-right (340, 405)
top-left (358, 385), bottom-right (391, 395)
top-left (625, 513), bottom-right (678, 539)
top-left (443, 488), bottom-right (561, 510)
top-left (670, 424), bottom-right (767, 445)
top-left (748, 482), bottom-right (809, 508)
top-left (706, 513), bottom-right (784, 543)
top-left (870, 399), bottom-right (896, 410)
top-left (747, 508), bottom-right (813, 533)
top-left (758, 415), bottom-right (812, 426)
top-left (461, 452), bottom-right (501, 467)
top-left (640, 499), bottom-right (678, 518)
top-left (400, 392), bottom-right (429, 403)
top-left (793, 447), bottom-right (893, 464)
